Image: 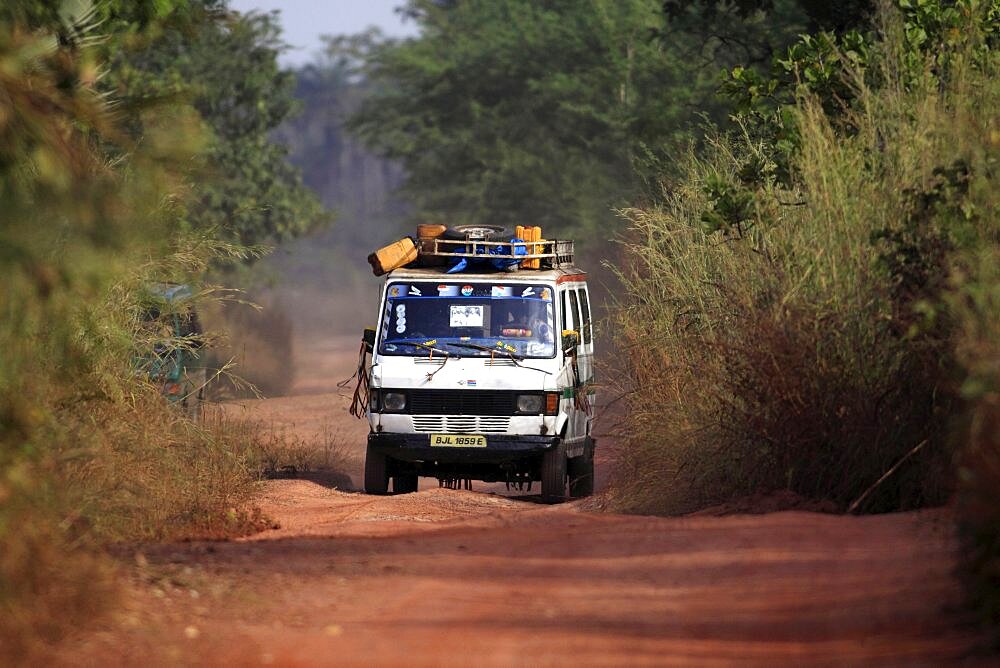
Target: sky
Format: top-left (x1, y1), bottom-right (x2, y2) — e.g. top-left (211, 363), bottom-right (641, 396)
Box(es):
top-left (228, 0), bottom-right (419, 67)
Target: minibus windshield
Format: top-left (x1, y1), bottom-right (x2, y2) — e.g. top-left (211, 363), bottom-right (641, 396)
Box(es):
top-left (379, 281), bottom-right (556, 359)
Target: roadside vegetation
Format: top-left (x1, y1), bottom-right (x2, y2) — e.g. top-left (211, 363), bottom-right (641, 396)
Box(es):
top-left (608, 0), bottom-right (999, 642)
top-left (0, 1), bottom-right (325, 661)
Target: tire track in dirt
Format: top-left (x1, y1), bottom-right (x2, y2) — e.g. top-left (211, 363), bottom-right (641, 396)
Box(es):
top-left (66, 481), bottom-right (978, 666)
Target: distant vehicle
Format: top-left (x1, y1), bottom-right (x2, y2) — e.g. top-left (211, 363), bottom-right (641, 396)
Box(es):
top-left (360, 226), bottom-right (596, 500)
top-left (138, 283), bottom-right (206, 418)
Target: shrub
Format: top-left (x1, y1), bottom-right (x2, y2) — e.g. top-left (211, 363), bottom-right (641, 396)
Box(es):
top-left (952, 193), bottom-right (1000, 645)
top-left (609, 2), bottom-right (998, 516)
top-left (0, 7), bottom-right (266, 659)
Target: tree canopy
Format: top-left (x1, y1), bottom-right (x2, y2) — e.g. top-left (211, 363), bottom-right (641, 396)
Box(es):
top-left (345, 0), bottom-right (810, 241)
top-left (108, 2), bottom-right (327, 248)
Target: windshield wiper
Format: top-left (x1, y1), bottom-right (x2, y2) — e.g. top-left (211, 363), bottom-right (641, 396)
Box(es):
top-left (405, 341), bottom-right (454, 357)
top-left (447, 341), bottom-right (551, 375)
top-left (447, 341), bottom-right (522, 360)
top-left (404, 341), bottom-right (455, 379)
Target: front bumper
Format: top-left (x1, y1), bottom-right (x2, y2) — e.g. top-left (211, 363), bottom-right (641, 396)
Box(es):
top-left (368, 432), bottom-right (559, 464)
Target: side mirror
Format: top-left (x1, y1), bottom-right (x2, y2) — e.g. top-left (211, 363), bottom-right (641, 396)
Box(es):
top-left (561, 329), bottom-right (579, 353)
top-left (363, 327), bottom-right (376, 353)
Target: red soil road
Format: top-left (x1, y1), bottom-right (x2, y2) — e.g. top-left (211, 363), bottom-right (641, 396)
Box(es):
top-left (65, 335), bottom-right (982, 666)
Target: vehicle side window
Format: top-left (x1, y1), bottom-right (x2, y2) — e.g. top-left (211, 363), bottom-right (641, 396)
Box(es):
top-left (560, 290), bottom-right (571, 331)
top-left (578, 288), bottom-right (591, 345)
top-left (568, 289), bottom-right (582, 337)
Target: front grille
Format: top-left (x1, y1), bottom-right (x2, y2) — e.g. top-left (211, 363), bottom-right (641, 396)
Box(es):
top-left (483, 358), bottom-right (517, 367)
top-left (411, 416), bottom-right (511, 433)
top-left (407, 389), bottom-right (517, 416)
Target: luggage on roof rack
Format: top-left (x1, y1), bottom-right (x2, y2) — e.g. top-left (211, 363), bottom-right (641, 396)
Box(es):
top-left (421, 237), bottom-right (574, 268)
top-left (367, 226), bottom-right (575, 276)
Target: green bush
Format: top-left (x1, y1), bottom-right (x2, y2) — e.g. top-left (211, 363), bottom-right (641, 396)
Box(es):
top-left (609, 2), bottom-right (998, 517)
top-left (0, 5), bottom-right (273, 660)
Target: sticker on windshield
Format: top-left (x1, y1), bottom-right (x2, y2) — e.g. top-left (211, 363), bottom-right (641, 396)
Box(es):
top-left (461, 285), bottom-right (474, 296)
top-left (492, 286), bottom-right (513, 297)
top-left (521, 287), bottom-right (535, 297)
top-left (438, 285), bottom-right (459, 296)
top-left (408, 285), bottom-right (421, 296)
top-left (450, 304), bottom-right (484, 328)
top-left (395, 304), bottom-right (407, 333)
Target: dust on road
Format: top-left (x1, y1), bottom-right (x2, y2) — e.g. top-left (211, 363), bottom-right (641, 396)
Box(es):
top-left (63, 334), bottom-right (982, 666)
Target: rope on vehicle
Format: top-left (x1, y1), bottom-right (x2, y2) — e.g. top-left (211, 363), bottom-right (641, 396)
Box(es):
top-left (338, 339), bottom-right (370, 419)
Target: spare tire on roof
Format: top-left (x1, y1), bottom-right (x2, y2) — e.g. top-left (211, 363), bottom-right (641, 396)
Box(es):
top-left (440, 224), bottom-right (509, 241)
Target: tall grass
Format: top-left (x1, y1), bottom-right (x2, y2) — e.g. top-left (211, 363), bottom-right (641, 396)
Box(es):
top-left (952, 177), bottom-right (1000, 645)
top-left (0, 14), bottom-right (266, 662)
top-left (609, 5), bottom-right (998, 516)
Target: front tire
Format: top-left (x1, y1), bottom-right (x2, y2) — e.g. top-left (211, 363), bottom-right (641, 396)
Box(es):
top-left (541, 442), bottom-right (567, 501)
top-left (568, 452), bottom-right (594, 498)
top-left (364, 445), bottom-right (389, 495)
top-left (393, 472), bottom-right (419, 494)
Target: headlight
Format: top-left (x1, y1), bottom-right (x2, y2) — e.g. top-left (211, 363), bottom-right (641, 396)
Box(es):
top-left (382, 392), bottom-right (406, 412)
top-left (516, 394), bottom-right (543, 414)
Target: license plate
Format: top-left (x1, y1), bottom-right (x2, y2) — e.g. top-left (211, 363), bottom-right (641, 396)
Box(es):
top-left (430, 433), bottom-right (487, 448)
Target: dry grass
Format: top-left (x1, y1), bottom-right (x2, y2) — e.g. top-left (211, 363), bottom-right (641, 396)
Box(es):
top-left (607, 7), bottom-right (997, 516)
top-left (201, 406), bottom-right (353, 479)
top-left (953, 244), bottom-right (1000, 646)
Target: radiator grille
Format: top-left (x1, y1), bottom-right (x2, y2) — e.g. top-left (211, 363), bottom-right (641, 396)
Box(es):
top-left (411, 416), bottom-right (511, 433)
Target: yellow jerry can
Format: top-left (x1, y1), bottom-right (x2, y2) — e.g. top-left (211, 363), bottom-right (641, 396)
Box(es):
top-left (368, 237), bottom-right (418, 276)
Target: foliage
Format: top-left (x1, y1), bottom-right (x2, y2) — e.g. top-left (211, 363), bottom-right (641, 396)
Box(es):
top-left (609, 0), bottom-right (998, 521)
top-left (346, 0), bottom-right (807, 244)
top-left (953, 237), bottom-right (1000, 646)
top-left (661, 0), bottom-right (876, 33)
top-left (108, 2), bottom-right (327, 248)
top-left (0, 0), bottom-right (328, 659)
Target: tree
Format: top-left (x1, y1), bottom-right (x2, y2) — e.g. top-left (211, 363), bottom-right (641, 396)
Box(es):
top-left (347, 0), bottom-right (808, 243)
top-left (108, 3), bottom-right (327, 248)
top-left (350, 1), bottom-right (675, 240)
top-left (661, 0), bottom-right (875, 34)
top-left (275, 30), bottom-right (407, 248)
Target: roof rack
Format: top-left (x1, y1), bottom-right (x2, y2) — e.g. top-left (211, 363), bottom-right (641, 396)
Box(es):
top-left (420, 238), bottom-right (575, 269)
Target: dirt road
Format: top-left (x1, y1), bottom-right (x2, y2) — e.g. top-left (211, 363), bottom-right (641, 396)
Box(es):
top-left (66, 335), bottom-right (982, 666)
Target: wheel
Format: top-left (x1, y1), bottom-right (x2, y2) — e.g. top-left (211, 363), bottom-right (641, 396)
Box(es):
top-left (393, 472), bottom-right (419, 494)
top-left (441, 224), bottom-right (508, 241)
top-left (568, 452), bottom-right (594, 498)
top-left (364, 444), bottom-right (389, 495)
top-left (541, 441), bottom-right (567, 501)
